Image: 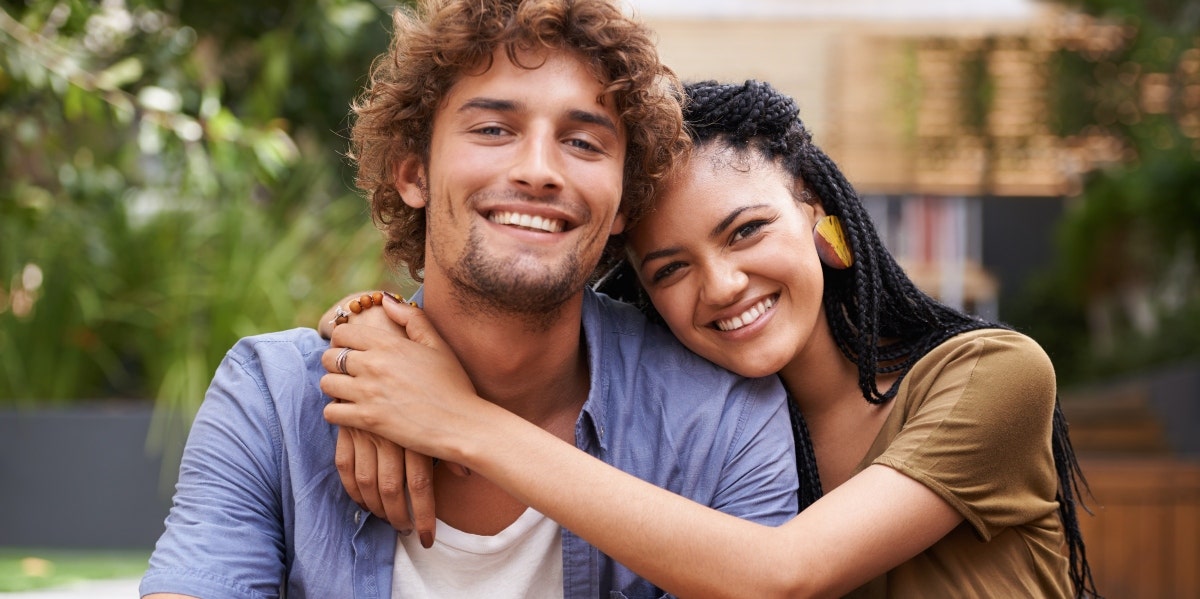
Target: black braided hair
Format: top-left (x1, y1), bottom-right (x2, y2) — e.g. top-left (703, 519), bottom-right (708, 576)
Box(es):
top-left (597, 79), bottom-right (1098, 597)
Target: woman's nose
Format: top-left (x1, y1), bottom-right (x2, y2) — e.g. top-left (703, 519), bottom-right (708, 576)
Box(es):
top-left (699, 259), bottom-right (749, 307)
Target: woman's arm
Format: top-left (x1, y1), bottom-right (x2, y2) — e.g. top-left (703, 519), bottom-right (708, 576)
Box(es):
top-left (322, 300), bottom-right (963, 598)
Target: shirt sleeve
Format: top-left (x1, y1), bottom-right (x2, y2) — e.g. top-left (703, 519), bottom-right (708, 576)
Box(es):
top-left (709, 375), bottom-right (800, 525)
top-left (872, 331), bottom-right (1060, 541)
top-left (140, 342), bottom-right (287, 599)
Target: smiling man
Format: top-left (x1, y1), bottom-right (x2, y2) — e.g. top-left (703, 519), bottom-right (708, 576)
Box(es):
top-left (140, 1), bottom-right (797, 598)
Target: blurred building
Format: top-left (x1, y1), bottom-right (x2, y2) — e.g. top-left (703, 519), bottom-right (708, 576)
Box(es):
top-left (632, 0), bottom-right (1118, 319)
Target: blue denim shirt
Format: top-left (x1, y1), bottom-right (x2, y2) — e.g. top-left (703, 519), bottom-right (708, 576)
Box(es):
top-left (141, 289), bottom-right (798, 599)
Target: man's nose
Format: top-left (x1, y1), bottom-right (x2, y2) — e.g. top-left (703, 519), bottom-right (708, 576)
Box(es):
top-left (509, 134), bottom-right (564, 194)
top-left (699, 259), bottom-right (749, 307)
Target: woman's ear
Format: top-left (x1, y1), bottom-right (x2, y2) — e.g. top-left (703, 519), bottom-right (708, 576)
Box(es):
top-left (393, 156), bottom-right (427, 209)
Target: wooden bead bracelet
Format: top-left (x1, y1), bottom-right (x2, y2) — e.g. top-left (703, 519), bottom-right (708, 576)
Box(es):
top-left (330, 291), bottom-right (404, 327)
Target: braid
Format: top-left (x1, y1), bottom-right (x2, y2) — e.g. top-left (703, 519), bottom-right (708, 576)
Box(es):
top-left (601, 79), bottom-right (1098, 597)
top-left (788, 395), bottom-right (824, 510)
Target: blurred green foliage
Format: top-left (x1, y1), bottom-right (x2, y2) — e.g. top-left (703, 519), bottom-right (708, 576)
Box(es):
top-left (1, 0), bottom-right (1195, 417)
top-left (1015, 0), bottom-right (1200, 383)
top-left (0, 0), bottom-right (410, 418)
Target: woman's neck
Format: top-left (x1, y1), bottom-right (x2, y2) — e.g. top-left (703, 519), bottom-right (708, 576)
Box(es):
top-left (778, 327), bottom-right (897, 491)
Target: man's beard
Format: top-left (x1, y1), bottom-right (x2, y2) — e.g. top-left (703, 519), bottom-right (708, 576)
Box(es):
top-left (446, 224), bottom-right (587, 325)
top-left (427, 186), bottom-right (593, 330)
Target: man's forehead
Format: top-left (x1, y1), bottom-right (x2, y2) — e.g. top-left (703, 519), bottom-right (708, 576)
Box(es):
top-left (439, 46), bottom-right (618, 118)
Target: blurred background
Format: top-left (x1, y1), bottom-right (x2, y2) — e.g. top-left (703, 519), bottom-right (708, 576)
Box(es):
top-left (0, 0), bottom-right (1197, 595)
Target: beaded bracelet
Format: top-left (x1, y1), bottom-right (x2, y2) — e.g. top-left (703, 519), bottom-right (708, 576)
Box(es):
top-left (329, 291), bottom-right (405, 327)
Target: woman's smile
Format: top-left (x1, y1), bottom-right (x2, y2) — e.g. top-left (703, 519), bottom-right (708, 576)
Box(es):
top-left (712, 293), bottom-right (778, 332)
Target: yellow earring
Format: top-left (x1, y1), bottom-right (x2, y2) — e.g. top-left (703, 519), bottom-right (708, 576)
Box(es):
top-left (813, 215), bottom-right (853, 269)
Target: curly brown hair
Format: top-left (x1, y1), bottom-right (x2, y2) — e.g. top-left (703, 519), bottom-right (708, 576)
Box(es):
top-left (349, 0), bottom-right (689, 280)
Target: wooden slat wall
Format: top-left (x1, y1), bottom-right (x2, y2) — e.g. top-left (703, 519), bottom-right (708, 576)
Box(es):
top-left (1075, 458), bottom-right (1200, 598)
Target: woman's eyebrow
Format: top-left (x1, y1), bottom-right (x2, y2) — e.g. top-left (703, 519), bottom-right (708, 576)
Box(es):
top-left (639, 246), bottom-right (680, 268)
top-left (710, 205), bottom-right (768, 238)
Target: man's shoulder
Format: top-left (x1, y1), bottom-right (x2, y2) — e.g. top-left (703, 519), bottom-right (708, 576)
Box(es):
top-left (216, 327), bottom-right (329, 406)
top-left (589, 291), bottom-right (709, 367)
top-left (226, 327), bottom-right (327, 369)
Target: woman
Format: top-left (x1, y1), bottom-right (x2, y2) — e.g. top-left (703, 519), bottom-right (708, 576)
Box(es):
top-left (321, 80), bottom-right (1097, 598)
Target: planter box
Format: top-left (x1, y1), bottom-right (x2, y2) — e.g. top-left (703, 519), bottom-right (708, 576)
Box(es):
top-left (0, 404), bottom-right (184, 550)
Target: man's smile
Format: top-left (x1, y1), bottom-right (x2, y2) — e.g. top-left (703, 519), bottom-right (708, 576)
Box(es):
top-left (488, 210), bottom-right (567, 233)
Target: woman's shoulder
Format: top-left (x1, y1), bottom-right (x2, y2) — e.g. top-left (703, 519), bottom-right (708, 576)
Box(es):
top-left (898, 327), bottom-right (1056, 418)
top-left (913, 328), bottom-right (1052, 381)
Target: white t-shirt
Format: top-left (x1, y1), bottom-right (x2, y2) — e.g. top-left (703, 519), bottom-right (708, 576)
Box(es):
top-left (391, 507), bottom-right (564, 598)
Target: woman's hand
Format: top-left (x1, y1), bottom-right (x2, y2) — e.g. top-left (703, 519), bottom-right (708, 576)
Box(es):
top-left (320, 294), bottom-right (442, 545)
top-left (321, 298), bottom-right (495, 458)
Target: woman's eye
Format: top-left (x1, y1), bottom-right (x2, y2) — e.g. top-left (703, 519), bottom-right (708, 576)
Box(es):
top-left (732, 220), bottom-right (768, 243)
top-left (651, 262), bottom-right (683, 284)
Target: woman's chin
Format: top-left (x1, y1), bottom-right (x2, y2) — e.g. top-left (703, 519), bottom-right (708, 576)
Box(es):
top-left (709, 354), bottom-right (789, 380)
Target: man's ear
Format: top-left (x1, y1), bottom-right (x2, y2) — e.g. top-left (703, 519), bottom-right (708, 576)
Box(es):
top-left (393, 156), bottom-right (427, 209)
top-left (609, 211), bottom-right (628, 236)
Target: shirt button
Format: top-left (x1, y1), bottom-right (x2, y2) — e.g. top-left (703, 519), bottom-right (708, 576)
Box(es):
top-left (354, 511), bottom-right (361, 525)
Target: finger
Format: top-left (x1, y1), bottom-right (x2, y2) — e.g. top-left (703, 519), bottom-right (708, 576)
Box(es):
top-left (321, 346), bottom-right (359, 377)
top-left (334, 426), bottom-right (366, 510)
top-left (444, 461), bottom-right (471, 477)
top-left (379, 299), bottom-right (441, 349)
top-left (324, 399), bottom-right (367, 429)
top-left (328, 322), bottom-right (395, 353)
top-left (350, 427), bottom-right (385, 519)
top-left (375, 437), bottom-right (415, 535)
top-left (406, 450), bottom-right (437, 548)
top-left (320, 371), bottom-right (359, 405)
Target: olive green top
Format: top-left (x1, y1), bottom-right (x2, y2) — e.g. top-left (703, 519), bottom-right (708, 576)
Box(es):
top-left (846, 328), bottom-right (1072, 598)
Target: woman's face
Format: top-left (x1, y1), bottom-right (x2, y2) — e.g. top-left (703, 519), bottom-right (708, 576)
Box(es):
top-left (627, 145), bottom-right (828, 378)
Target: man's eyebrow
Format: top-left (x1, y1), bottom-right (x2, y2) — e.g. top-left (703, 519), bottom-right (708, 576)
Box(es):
top-left (456, 100), bottom-right (617, 135)
top-left (567, 109), bottom-right (618, 135)
top-left (458, 97), bottom-right (520, 113)
top-left (710, 205), bottom-right (767, 239)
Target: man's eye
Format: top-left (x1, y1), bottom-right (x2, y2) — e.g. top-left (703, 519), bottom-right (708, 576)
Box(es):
top-left (473, 126), bottom-right (505, 136)
top-left (567, 138), bottom-right (600, 152)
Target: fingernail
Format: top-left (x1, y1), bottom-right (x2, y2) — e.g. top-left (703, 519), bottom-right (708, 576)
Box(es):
top-left (399, 528), bottom-right (412, 537)
top-left (420, 532), bottom-right (433, 549)
top-left (385, 291), bottom-right (403, 303)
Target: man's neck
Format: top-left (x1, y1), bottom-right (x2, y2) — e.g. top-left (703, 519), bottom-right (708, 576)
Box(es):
top-left (420, 277), bottom-right (591, 427)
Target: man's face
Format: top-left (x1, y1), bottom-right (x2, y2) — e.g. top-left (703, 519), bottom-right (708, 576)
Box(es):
top-left (398, 47), bottom-right (627, 317)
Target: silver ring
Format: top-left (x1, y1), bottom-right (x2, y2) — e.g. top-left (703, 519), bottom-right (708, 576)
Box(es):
top-left (335, 347), bottom-right (354, 375)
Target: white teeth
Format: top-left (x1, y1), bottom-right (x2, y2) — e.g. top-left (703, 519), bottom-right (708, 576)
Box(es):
top-left (489, 211), bottom-right (565, 233)
top-left (715, 296), bottom-right (776, 332)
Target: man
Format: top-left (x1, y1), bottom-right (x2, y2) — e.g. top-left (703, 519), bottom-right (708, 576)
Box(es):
top-left (141, 1), bottom-right (797, 597)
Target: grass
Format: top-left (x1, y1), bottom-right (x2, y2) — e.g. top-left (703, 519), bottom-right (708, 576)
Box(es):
top-left (0, 548), bottom-right (149, 592)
